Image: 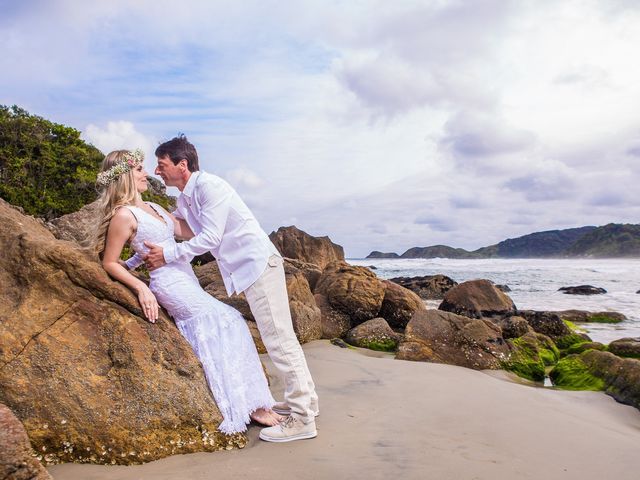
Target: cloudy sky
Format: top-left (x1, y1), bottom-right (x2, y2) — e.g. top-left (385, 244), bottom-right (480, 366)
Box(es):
top-left (2, 0), bottom-right (639, 257)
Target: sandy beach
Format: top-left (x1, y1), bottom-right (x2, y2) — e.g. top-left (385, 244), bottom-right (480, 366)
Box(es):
top-left (49, 340), bottom-right (640, 480)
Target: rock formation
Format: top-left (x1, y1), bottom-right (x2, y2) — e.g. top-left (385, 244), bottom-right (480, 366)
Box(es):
top-left (46, 200), bottom-right (101, 247)
top-left (0, 198), bottom-right (240, 466)
top-left (558, 285), bottom-right (607, 295)
top-left (438, 279), bottom-right (516, 319)
top-left (0, 403), bottom-right (52, 479)
top-left (552, 310), bottom-right (626, 323)
top-left (389, 274), bottom-right (458, 300)
top-left (608, 338), bottom-right (640, 359)
top-left (396, 310), bottom-right (510, 370)
top-left (269, 226), bottom-right (344, 269)
top-left (345, 318), bottom-right (402, 352)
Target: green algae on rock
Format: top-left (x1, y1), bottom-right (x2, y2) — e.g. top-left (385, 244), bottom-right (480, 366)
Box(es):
top-left (345, 317), bottom-right (401, 352)
top-left (549, 355), bottom-right (606, 391)
top-left (503, 333), bottom-right (559, 382)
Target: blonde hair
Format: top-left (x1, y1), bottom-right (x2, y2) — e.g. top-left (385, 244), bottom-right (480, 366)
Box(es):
top-left (93, 150), bottom-right (140, 258)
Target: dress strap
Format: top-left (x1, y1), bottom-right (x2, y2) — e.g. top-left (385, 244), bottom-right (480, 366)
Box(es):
top-left (121, 205), bottom-right (141, 222)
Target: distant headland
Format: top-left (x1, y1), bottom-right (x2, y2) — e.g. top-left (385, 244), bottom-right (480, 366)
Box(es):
top-left (367, 224), bottom-right (640, 259)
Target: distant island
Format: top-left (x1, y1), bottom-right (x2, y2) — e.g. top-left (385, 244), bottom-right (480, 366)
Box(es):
top-left (367, 224), bottom-right (640, 259)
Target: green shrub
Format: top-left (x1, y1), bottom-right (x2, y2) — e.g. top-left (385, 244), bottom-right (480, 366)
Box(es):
top-left (0, 105), bottom-right (103, 219)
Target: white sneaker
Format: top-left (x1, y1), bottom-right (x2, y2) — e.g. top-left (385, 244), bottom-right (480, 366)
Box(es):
top-left (259, 416), bottom-right (317, 443)
top-left (272, 402), bottom-right (319, 417)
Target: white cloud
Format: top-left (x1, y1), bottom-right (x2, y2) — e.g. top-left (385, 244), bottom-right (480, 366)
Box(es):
top-left (83, 121), bottom-right (156, 167)
top-left (225, 167), bottom-right (265, 189)
top-left (2, 0), bottom-right (640, 257)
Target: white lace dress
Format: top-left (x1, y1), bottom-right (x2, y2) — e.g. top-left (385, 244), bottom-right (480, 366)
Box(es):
top-left (124, 203), bottom-right (274, 434)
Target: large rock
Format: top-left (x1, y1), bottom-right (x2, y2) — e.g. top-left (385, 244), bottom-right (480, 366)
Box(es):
top-left (552, 310), bottom-right (626, 324)
top-left (284, 258), bottom-right (323, 292)
top-left (345, 318), bottom-right (402, 352)
top-left (314, 293), bottom-right (351, 339)
top-left (493, 315), bottom-right (531, 339)
top-left (558, 285), bottom-right (607, 295)
top-left (46, 200), bottom-right (101, 247)
top-left (0, 403), bottom-right (52, 480)
top-left (378, 280), bottom-right (425, 329)
top-left (396, 310), bottom-right (510, 370)
top-left (195, 262), bottom-right (254, 321)
top-left (518, 310), bottom-right (572, 339)
top-left (0, 198), bottom-right (240, 465)
top-left (389, 274), bottom-right (458, 300)
top-left (438, 279), bottom-right (516, 319)
top-left (503, 332), bottom-right (560, 381)
top-left (608, 338), bottom-right (640, 359)
top-left (269, 226), bottom-right (344, 269)
top-left (551, 351), bottom-right (640, 411)
top-left (283, 261), bottom-right (322, 343)
top-left (315, 261), bottom-right (386, 326)
top-left (194, 258), bottom-right (321, 344)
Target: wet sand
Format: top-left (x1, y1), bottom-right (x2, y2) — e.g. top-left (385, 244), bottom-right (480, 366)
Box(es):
top-left (49, 340), bottom-right (640, 480)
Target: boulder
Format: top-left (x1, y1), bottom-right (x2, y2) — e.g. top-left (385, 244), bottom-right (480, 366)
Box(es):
top-left (518, 310), bottom-right (572, 338)
top-left (378, 280), bottom-right (425, 329)
top-left (553, 310), bottom-right (626, 324)
top-left (551, 351), bottom-right (640, 411)
top-left (284, 258), bottom-right (323, 292)
top-left (315, 261), bottom-right (386, 326)
top-left (194, 259), bottom-right (321, 344)
top-left (283, 261), bottom-right (322, 343)
top-left (493, 315), bottom-right (531, 339)
top-left (495, 284), bottom-right (511, 292)
top-left (195, 262), bottom-right (254, 321)
top-left (389, 274), bottom-right (457, 300)
top-left (0, 403), bottom-right (52, 480)
top-left (564, 341), bottom-right (606, 355)
top-left (558, 285), bottom-right (607, 295)
top-left (269, 226), bottom-right (344, 269)
top-left (0, 198), bottom-right (240, 465)
top-left (345, 318), bottom-right (402, 352)
top-left (608, 338), bottom-right (640, 359)
top-left (396, 310), bottom-right (510, 370)
top-left (503, 332), bottom-right (559, 381)
top-left (438, 279), bottom-right (516, 319)
top-left (46, 200), bottom-right (101, 247)
top-left (315, 293), bottom-right (351, 339)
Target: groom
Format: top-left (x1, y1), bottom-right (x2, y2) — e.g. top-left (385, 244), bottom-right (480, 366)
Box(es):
top-left (143, 135), bottom-right (318, 442)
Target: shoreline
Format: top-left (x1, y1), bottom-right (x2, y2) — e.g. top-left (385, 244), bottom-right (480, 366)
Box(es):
top-left (49, 341), bottom-right (640, 480)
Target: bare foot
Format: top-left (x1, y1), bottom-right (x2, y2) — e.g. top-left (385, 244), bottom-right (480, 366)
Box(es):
top-left (250, 408), bottom-right (282, 427)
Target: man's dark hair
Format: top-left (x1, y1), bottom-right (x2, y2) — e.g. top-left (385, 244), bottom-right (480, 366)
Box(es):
top-left (155, 134), bottom-right (200, 172)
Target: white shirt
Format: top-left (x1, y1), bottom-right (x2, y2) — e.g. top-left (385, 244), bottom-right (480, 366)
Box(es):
top-left (164, 171), bottom-right (280, 296)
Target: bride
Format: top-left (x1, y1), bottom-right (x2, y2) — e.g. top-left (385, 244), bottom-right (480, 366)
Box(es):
top-left (94, 149), bottom-right (281, 434)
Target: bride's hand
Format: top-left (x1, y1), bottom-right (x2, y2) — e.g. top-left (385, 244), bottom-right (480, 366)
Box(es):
top-left (136, 285), bottom-right (159, 323)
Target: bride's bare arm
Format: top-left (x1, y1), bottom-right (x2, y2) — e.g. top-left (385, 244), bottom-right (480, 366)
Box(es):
top-left (173, 216), bottom-right (194, 240)
top-left (102, 208), bottom-right (159, 322)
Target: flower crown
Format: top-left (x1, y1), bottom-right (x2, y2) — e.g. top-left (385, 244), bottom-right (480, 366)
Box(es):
top-left (96, 149), bottom-right (145, 187)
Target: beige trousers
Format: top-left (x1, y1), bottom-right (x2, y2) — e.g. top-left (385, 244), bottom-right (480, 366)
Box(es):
top-left (244, 255), bottom-right (318, 423)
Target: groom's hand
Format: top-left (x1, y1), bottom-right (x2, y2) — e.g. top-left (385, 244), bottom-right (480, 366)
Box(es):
top-left (143, 241), bottom-right (166, 270)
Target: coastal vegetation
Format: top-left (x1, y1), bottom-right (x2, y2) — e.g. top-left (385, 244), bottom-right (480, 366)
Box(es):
top-left (0, 105), bottom-right (103, 219)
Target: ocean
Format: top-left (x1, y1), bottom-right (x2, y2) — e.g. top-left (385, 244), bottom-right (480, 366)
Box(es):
top-left (347, 258), bottom-right (640, 344)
